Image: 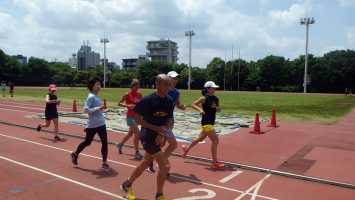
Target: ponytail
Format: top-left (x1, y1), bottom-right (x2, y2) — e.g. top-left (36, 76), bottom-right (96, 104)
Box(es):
top-left (201, 88), bottom-right (208, 96)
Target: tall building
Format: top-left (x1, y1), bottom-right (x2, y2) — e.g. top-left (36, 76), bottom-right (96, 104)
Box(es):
top-left (12, 54), bottom-right (27, 64)
top-left (68, 53), bottom-right (77, 69)
top-left (122, 55), bottom-right (149, 70)
top-left (146, 39), bottom-right (178, 64)
top-left (76, 42), bottom-right (100, 71)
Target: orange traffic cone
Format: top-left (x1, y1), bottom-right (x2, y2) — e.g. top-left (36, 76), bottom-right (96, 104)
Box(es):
top-left (250, 113), bottom-right (264, 134)
top-left (268, 109), bottom-right (279, 127)
top-left (103, 99), bottom-right (107, 109)
top-left (72, 99), bottom-right (77, 112)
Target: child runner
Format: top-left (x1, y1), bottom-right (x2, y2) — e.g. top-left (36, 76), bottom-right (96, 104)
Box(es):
top-left (182, 81), bottom-right (224, 168)
top-left (70, 77), bottom-right (110, 172)
top-left (1, 81), bottom-right (6, 97)
top-left (117, 79), bottom-right (143, 160)
top-left (121, 74), bottom-right (174, 200)
top-left (36, 84), bottom-right (62, 141)
top-left (147, 71), bottom-right (186, 174)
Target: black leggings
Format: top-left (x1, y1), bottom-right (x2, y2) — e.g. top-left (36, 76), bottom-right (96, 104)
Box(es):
top-left (75, 125), bottom-right (108, 162)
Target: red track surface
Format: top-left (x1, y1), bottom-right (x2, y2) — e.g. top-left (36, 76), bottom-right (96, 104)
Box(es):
top-left (1, 99), bottom-right (355, 199)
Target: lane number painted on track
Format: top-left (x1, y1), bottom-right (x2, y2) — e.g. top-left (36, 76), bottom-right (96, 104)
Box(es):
top-left (174, 188), bottom-right (216, 200)
top-left (173, 174), bottom-right (276, 200)
top-left (219, 170), bottom-right (243, 183)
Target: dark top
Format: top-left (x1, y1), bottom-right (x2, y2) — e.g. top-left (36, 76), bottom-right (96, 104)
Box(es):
top-left (201, 95), bottom-right (219, 125)
top-left (45, 93), bottom-right (58, 120)
top-left (134, 92), bottom-right (174, 140)
top-left (9, 83), bottom-right (14, 90)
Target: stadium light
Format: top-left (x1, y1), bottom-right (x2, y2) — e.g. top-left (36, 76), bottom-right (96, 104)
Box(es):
top-left (185, 30), bottom-right (195, 90)
top-left (100, 38), bottom-right (109, 88)
top-left (300, 17), bottom-right (315, 93)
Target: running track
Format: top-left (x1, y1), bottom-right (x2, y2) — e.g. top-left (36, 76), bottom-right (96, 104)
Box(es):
top-left (1, 99), bottom-right (355, 199)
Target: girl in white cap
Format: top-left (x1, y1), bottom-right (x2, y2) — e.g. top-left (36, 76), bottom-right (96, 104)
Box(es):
top-left (36, 84), bottom-right (62, 141)
top-left (182, 81), bottom-right (224, 168)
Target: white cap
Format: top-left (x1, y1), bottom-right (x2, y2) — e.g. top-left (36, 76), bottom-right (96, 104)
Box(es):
top-left (204, 81), bottom-right (219, 88)
top-left (167, 71), bottom-right (180, 78)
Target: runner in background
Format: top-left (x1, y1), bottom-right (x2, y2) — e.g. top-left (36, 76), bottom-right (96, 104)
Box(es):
top-left (70, 77), bottom-right (110, 172)
top-left (117, 79), bottom-right (143, 160)
top-left (1, 80), bottom-right (6, 97)
top-left (9, 81), bottom-right (14, 97)
top-left (182, 81), bottom-right (225, 169)
top-left (36, 84), bottom-right (62, 141)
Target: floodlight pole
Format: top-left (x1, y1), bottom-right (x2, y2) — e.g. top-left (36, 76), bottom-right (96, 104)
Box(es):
top-left (238, 48), bottom-right (240, 91)
top-left (185, 30), bottom-right (195, 90)
top-left (300, 17), bottom-right (315, 93)
top-left (100, 38), bottom-right (109, 88)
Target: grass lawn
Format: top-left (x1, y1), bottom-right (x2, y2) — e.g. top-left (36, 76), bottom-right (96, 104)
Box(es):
top-left (9, 87), bottom-right (355, 124)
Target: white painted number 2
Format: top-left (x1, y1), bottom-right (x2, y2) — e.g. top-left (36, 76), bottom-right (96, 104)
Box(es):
top-left (173, 188), bottom-right (216, 200)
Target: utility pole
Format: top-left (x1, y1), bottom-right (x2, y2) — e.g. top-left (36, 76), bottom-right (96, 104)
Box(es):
top-left (238, 48), bottom-right (240, 91)
top-left (300, 17), bottom-right (315, 93)
top-left (185, 30), bottom-right (195, 90)
top-left (100, 38), bottom-right (109, 88)
top-left (224, 51), bottom-right (226, 90)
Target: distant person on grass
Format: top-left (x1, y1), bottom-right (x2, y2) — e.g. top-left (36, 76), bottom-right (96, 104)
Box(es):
top-left (36, 84), bottom-right (62, 141)
top-left (117, 79), bottom-right (143, 160)
top-left (1, 80), bottom-right (6, 97)
top-left (182, 81), bottom-right (225, 169)
top-left (121, 74), bottom-right (174, 200)
top-left (70, 77), bottom-right (110, 172)
top-left (9, 81), bottom-right (14, 97)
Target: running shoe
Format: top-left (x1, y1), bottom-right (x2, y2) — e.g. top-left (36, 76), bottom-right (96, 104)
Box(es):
top-left (121, 180), bottom-right (136, 200)
top-left (156, 193), bottom-right (166, 200)
top-left (182, 145), bottom-right (188, 159)
top-left (134, 152), bottom-right (143, 160)
top-left (101, 163), bottom-right (110, 172)
top-left (212, 161), bottom-right (225, 168)
top-left (54, 136), bottom-right (61, 141)
top-left (117, 143), bottom-right (123, 154)
top-left (36, 125), bottom-right (41, 132)
top-left (71, 152), bottom-right (78, 165)
top-left (146, 163), bottom-right (155, 173)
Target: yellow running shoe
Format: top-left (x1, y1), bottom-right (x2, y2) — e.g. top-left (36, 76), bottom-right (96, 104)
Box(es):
top-left (121, 180), bottom-right (136, 200)
top-left (156, 194), bottom-right (166, 200)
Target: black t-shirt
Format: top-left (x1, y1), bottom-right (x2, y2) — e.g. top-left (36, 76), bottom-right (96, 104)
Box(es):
top-left (45, 93), bottom-right (58, 115)
top-left (134, 92), bottom-right (174, 140)
top-left (201, 95), bottom-right (219, 125)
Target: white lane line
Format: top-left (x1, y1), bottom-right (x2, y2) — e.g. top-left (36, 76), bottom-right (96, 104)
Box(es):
top-left (0, 155), bottom-right (125, 199)
top-left (0, 104), bottom-right (44, 111)
top-left (0, 132), bottom-right (277, 200)
top-left (0, 100), bottom-right (73, 111)
top-left (219, 171), bottom-right (243, 183)
top-left (0, 107), bottom-right (40, 114)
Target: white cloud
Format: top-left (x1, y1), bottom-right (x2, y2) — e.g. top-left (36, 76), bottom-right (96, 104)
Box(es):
top-left (0, 0), bottom-right (353, 67)
top-left (339, 0), bottom-right (355, 7)
top-left (267, 3), bottom-right (310, 26)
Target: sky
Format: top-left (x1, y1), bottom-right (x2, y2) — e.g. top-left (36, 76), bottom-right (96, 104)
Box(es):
top-left (0, 0), bottom-right (355, 68)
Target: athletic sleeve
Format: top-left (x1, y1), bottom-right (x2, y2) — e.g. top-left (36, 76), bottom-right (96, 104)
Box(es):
top-left (83, 94), bottom-right (100, 113)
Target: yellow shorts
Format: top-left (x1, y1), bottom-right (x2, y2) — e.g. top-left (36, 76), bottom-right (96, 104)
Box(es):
top-left (202, 124), bottom-right (215, 133)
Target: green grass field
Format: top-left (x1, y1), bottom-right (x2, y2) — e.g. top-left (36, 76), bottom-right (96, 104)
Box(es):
top-left (9, 87), bottom-right (355, 124)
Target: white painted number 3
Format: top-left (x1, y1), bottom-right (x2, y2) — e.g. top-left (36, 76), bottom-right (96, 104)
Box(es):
top-left (173, 188), bottom-right (216, 200)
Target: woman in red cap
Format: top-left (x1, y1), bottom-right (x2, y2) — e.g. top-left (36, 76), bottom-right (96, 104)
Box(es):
top-left (36, 84), bottom-right (62, 141)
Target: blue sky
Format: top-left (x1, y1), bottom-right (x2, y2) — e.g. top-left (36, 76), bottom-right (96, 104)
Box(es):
top-left (0, 0), bottom-right (354, 68)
